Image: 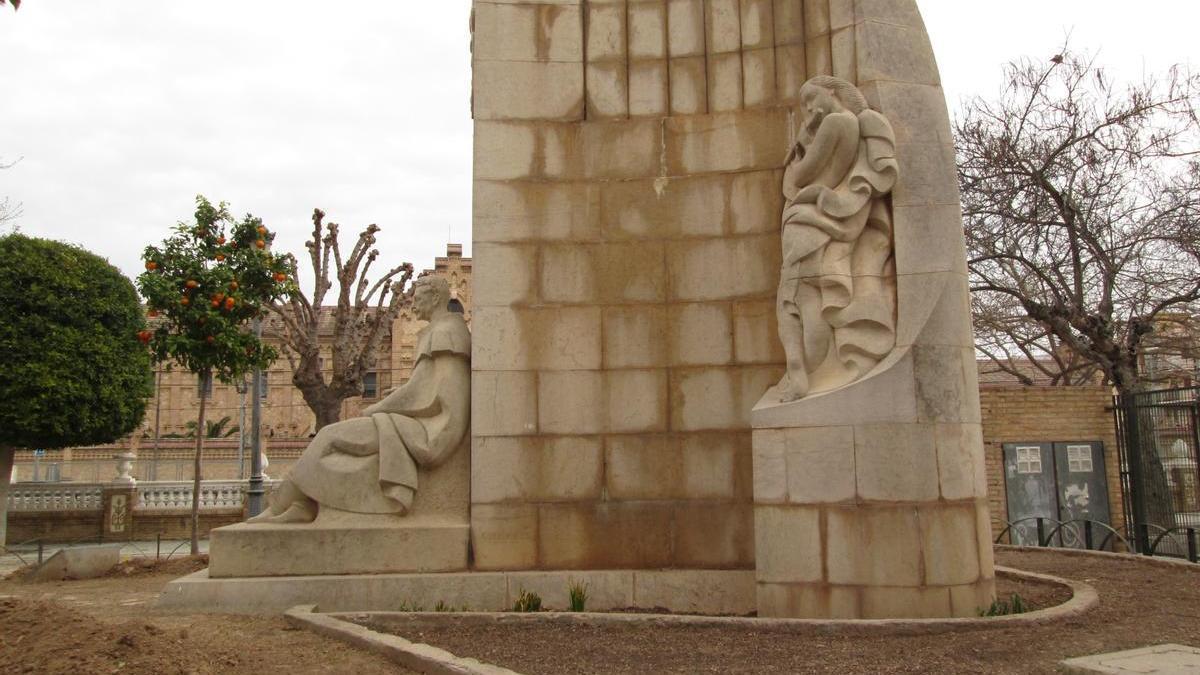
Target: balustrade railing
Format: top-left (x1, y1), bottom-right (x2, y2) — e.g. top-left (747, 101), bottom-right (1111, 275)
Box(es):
top-left (6, 480), bottom-right (270, 512)
top-left (6, 484), bottom-right (105, 511)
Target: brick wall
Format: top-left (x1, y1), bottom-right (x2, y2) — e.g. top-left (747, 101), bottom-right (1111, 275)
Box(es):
top-left (979, 386), bottom-right (1124, 539)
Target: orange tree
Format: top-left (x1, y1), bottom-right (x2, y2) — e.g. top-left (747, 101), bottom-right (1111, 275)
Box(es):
top-left (137, 196), bottom-right (291, 553)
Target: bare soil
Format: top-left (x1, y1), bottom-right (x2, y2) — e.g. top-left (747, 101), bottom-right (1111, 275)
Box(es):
top-left (0, 549), bottom-right (1195, 674)
top-left (362, 549), bottom-right (1200, 675)
top-left (0, 566), bottom-right (412, 674)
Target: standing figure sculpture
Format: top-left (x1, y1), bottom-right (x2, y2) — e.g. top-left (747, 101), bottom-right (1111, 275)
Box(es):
top-left (250, 275), bottom-right (470, 524)
top-left (774, 76), bottom-right (900, 402)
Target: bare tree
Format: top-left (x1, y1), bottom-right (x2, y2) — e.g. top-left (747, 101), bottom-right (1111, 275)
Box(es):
top-left (0, 156), bottom-right (22, 234)
top-left (957, 47), bottom-right (1200, 394)
top-left (269, 209), bottom-right (415, 431)
top-left (956, 46), bottom-right (1200, 531)
top-left (0, 0), bottom-right (21, 10)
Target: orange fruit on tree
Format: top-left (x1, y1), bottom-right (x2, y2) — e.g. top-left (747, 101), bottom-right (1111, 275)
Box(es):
top-left (255, 239), bottom-right (266, 249)
top-left (274, 272), bottom-right (287, 282)
top-left (145, 261), bottom-right (158, 271)
top-left (217, 236), bottom-right (226, 245)
top-left (225, 297), bottom-right (236, 310)
top-left (205, 336), bottom-right (215, 344)
top-left (229, 281), bottom-right (239, 290)
top-left (215, 253), bottom-right (226, 262)
top-left (185, 279), bottom-right (199, 289)
top-left (137, 330), bottom-right (152, 343)
top-left (256, 226), bottom-right (267, 235)
top-left (180, 296), bottom-right (190, 306)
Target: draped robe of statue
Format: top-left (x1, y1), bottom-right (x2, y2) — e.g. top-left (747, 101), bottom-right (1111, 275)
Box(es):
top-left (776, 78), bottom-right (900, 401)
top-left (287, 311), bottom-right (471, 515)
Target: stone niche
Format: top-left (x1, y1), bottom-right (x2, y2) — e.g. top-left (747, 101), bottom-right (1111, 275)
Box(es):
top-left (471, 0), bottom-right (993, 619)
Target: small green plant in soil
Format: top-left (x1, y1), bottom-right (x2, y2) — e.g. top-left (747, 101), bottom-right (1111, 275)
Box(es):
top-left (979, 593), bottom-right (1029, 617)
top-left (513, 589), bottom-right (543, 612)
top-left (568, 580), bottom-right (589, 612)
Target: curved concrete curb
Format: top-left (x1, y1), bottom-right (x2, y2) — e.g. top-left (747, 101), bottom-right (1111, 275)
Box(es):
top-left (327, 567), bottom-right (1097, 638)
top-left (284, 605), bottom-right (520, 675)
top-left (997, 544), bottom-right (1200, 570)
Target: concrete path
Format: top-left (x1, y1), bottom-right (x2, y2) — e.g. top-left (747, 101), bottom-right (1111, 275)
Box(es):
top-left (1062, 644), bottom-right (1200, 674)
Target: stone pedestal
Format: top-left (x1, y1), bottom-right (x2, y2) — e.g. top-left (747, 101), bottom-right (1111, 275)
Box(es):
top-left (208, 434), bottom-right (471, 578)
top-left (209, 512), bottom-right (469, 577)
top-left (752, 301), bottom-right (996, 619)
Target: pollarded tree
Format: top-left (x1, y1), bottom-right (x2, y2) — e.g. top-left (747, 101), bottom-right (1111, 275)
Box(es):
top-left (268, 209), bottom-right (414, 431)
top-left (138, 196), bottom-right (291, 554)
top-left (957, 47), bottom-right (1200, 531)
top-left (0, 234), bottom-right (154, 546)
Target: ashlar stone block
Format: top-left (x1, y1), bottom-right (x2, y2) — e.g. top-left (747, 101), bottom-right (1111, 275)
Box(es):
top-left (704, 0), bottom-right (741, 53)
top-left (754, 505), bottom-right (822, 583)
top-left (739, 0), bottom-right (773, 49)
top-left (826, 506), bottom-right (923, 586)
top-left (606, 368), bottom-right (669, 433)
top-left (707, 51), bottom-right (744, 112)
top-left (539, 370), bottom-right (605, 434)
top-left (629, 60), bottom-right (669, 116)
top-left (473, 2), bottom-right (583, 63)
top-left (669, 56), bottom-right (708, 115)
top-left (742, 47), bottom-right (777, 107)
top-left (470, 504), bottom-right (539, 570)
top-left (919, 503), bottom-right (982, 586)
top-left (472, 436), bottom-right (604, 503)
top-left (674, 503), bottom-right (754, 567)
top-left (628, 1), bottom-right (667, 59)
top-left (471, 242), bottom-right (537, 307)
top-left (667, 0), bottom-right (705, 56)
top-left (472, 180), bottom-right (600, 244)
top-left (471, 370), bottom-right (538, 437)
top-left (602, 305), bottom-right (668, 369)
top-left (586, 1), bottom-right (627, 61)
top-left (538, 502), bottom-right (675, 568)
top-left (669, 302), bottom-right (733, 366)
top-left (473, 61), bottom-right (585, 121)
top-left (586, 61), bottom-right (630, 119)
top-left (853, 423), bottom-right (939, 502)
top-left (771, 0), bottom-right (805, 46)
top-left (782, 425), bottom-right (856, 504)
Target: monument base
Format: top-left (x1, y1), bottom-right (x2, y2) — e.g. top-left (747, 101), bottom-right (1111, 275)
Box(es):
top-left (159, 568), bottom-right (757, 615)
top-left (208, 511), bottom-right (469, 578)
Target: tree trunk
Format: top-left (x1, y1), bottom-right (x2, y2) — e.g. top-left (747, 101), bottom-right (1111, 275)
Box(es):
top-left (1117, 380), bottom-right (1178, 536)
top-left (190, 370), bottom-right (210, 556)
top-left (294, 376), bottom-right (345, 432)
top-left (0, 447), bottom-right (13, 550)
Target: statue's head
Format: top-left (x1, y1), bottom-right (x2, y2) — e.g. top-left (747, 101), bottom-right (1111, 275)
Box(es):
top-left (412, 275), bottom-right (451, 321)
top-left (800, 76), bottom-right (869, 121)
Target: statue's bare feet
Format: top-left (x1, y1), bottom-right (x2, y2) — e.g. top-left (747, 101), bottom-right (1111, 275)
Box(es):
top-left (776, 374), bottom-right (809, 403)
top-left (246, 509), bottom-right (277, 524)
top-left (271, 502), bottom-right (317, 524)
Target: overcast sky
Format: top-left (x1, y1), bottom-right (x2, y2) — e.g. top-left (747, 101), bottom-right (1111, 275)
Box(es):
top-left (1, 1), bottom-right (1196, 287)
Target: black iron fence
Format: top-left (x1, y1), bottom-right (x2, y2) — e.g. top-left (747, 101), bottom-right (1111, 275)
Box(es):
top-left (1114, 386), bottom-right (1200, 556)
top-left (994, 516), bottom-right (1199, 563)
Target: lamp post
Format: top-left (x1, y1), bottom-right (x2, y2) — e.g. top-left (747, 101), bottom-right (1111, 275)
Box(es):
top-left (246, 317), bottom-right (265, 517)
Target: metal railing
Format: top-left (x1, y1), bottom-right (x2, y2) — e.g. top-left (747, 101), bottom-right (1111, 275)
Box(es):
top-left (996, 516), bottom-right (1198, 563)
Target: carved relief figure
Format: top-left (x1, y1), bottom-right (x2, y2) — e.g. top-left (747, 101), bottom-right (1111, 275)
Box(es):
top-left (250, 276), bottom-right (470, 523)
top-left (774, 76), bottom-right (900, 402)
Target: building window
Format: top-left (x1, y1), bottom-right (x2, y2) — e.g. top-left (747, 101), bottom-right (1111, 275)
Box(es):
top-left (1015, 446), bottom-right (1042, 474)
top-left (1066, 445), bottom-right (1093, 473)
top-left (363, 372), bottom-right (378, 399)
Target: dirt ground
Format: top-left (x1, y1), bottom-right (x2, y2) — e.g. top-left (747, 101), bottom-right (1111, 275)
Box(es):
top-left (0, 557), bottom-right (412, 675)
top-left (0, 549), bottom-right (1196, 674)
top-left (364, 549), bottom-right (1200, 675)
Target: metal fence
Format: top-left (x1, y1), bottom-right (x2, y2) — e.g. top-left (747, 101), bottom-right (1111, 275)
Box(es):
top-left (1114, 386), bottom-right (1200, 556)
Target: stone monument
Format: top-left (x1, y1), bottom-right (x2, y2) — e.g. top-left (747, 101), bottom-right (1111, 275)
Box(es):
top-left (166, 0), bottom-right (993, 619)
